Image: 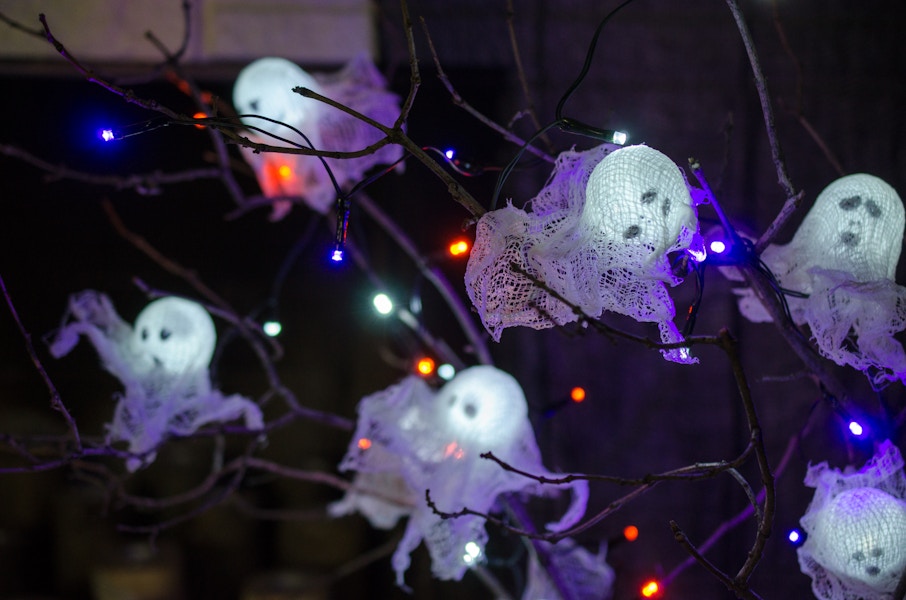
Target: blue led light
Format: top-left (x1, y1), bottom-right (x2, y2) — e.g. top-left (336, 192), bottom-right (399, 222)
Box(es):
top-left (444, 148), bottom-right (455, 160)
top-left (100, 129), bottom-right (115, 142)
top-left (709, 240), bottom-right (727, 254)
top-left (331, 248), bottom-right (344, 262)
top-left (848, 420), bottom-right (864, 437)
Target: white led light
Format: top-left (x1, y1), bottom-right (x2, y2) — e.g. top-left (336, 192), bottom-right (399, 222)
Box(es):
top-left (611, 131), bottom-right (628, 145)
top-left (710, 240), bottom-right (727, 254)
top-left (101, 129), bottom-right (114, 142)
top-left (848, 420), bottom-right (864, 436)
top-left (462, 541), bottom-right (482, 564)
top-left (373, 293), bottom-right (394, 315)
top-left (263, 320), bottom-right (282, 337)
top-left (437, 363), bottom-right (456, 381)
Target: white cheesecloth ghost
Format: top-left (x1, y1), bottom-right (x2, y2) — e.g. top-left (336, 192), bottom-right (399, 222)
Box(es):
top-left (233, 55), bottom-right (404, 216)
top-left (465, 144), bottom-right (701, 363)
top-left (798, 440), bottom-right (906, 600)
top-left (734, 174), bottom-right (906, 386)
top-left (521, 539), bottom-right (615, 600)
top-left (330, 366), bottom-right (589, 586)
top-left (50, 292), bottom-right (264, 471)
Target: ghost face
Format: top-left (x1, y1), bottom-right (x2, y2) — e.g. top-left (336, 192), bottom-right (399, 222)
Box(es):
top-left (810, 487), bottom-right (906, 591)
top-left (582, 145), bottom-right (696, 260)
top-left (131, 297), bottom-right (216, 376)
top-left (435, 366), bottom-right (528, 453)
top-left (793, 173), bottom-right (904, 281)
top-left (233, 57), bottom-right (323, 141)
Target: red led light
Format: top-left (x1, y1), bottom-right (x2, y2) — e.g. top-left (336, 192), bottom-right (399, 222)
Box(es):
top-left (623, 525), bottom-right (639, 542)
top-left (193, 112), bottom-right (207, 129)
top-left (448, 239), bottom-right (470, 257)
top-left (641, 580), bottom-right (660, 598)
top-left (357, 437), bottom-right (372, 450)
top-left (570, 386), bottom-right (586, 403)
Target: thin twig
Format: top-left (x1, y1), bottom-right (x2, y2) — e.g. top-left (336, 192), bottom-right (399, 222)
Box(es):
top-left (670, 521), bottom-right (765, 600)
top-left (0, 275), bottom-right (81, 449)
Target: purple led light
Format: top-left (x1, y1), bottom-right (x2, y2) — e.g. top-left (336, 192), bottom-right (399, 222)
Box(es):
top-left (848, 420), bottom-right (864, 436)
top-left (709, 240), bottom-right (727, 254)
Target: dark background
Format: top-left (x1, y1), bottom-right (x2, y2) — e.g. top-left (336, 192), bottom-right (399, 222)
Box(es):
top-left (0, 1), bottom-right (905, 598)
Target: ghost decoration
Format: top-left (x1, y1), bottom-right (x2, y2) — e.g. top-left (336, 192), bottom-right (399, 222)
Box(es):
top-left (521, 539), bottom-right (615, 600)
top-left (465, 144), bottom-right (701, 363)
top-left (233, 54), bottom-right (404, 216)
top-left (798, 440), bottom-right (906, 600)
top-left (50, 292), bottom-right (264, 471)
top-left (733, 174), bottom-right (906, 386)
top-left (330, 366), bottom-right (589, 587)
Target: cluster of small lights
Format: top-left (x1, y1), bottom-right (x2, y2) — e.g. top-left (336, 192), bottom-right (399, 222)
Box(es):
top-left (640, 579), bottom-right (661, 598)
top-left (448, 239), bottom-right (470, 257)
top-left (462, 541), bottom-right (482, 565)
top-left (623, 524), bottom-right (639, 542)
top-left (444, 441), bottom-right (465, 460)
top-left (372, 293), bottom-right (393, 315)
top-left (437, 363), bottom-right (456, 381)
top-left (570, 386), bottom-right (586, 403)
top-left (416, 357), bottom-right (436, 376)
top-left (262, 320), bottom-right (282, 337)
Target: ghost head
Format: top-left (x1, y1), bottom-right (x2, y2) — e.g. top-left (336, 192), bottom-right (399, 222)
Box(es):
top-left (131, 297), bottom-right (216, 377)
top-left (798, 440), bottom-right (906, 598)
top-left (435, 365), bottom-right (527, 453)
top-left (809, 487), bottom-right (906, 591)
top-left (581, 144), bottom-right (697, 267)
top-left (232, 57), bottom-right (324, 143)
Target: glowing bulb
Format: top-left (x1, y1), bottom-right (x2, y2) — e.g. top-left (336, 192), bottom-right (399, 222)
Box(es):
top-left (641, 580), bottom-right (660, 598)
top-left (444, 148), bottom-right (455, 160)
top-left (848, 420), bottom-right (864, 436)
top-left (449, 239), bottom-right (470, 257)
top-left (462, 541), bottom-right (482, 564)
top-left (357, 437), bottom-right (372, 450)
top-left (437, 363), bottom-right (456, 381)
top-left (611, 131), bottom-right (628, 145)
top-left (623, 525), bottom-right (639, 542)
top-left (687, 247), bottom-right (707, 263)
top-left (709, 240), bottom-right (727, 254)
top-left (193, 112), bottom-right (207, 129)
top-left (100, 129), bottom-right (115, 142)
top-left (262, 320), bottom-right (282, 337)
top-left (416, 357), bottom-right (436, 376)
top-left (788, 528), bottom-right (803, 545)
top-left (331, 248), bottom-right (344, 262)
top-left (570, 386), bottom-right (586, 403)
top-left (373, 293), bottom-right (393, 315)
top-left (277, 164), bottom-right (292, 179)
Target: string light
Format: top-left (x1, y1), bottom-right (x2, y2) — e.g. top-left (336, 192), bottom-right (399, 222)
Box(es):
top-left (709, 239), bottom-right (727, 254)
top-left (570, 386), bottom-right (586, 403)
top-left (277, 164), bottom-right (293, 180)
top-left (847, 420), bottom-right (864, 437)
top-left (462, 541), bottom-right (482, 565)
top-left (357, 437), bottom-right (372, 450)
top-left (262, 320), bottom-right (282, 337)
top-left (332, 197), bottom-right (351, 263)
top-left (640, 579), bottom-right (661, 598)
top-left (416, 357), bottom-right (436, 376)
top-left (192, 112), bottom-right (207, 129)
top-left (611, 130), bottom-right (628, 145)
top-left (445, 148), bottom-right (455, 160)
top-left (787, 528), bottom-right (805, 546)
top-left (437, 363), bottom-right (456, 381)
top-left (448, 239), bottom-right (470, 257)
top-left (100, 128), bottom-right (115, 142)
top-left (373, 293), bottom-right (393, 315)
top-left (623, 524), bottom-right (639, 542)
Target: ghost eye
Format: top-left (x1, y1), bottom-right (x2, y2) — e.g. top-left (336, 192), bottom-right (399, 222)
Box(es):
top-left (864, 199), bottom-right (882, 218)
top-left (624, 225), bottom-right (642, 239)
top-left (463, 403), bottom-right (477, 418)
top-left (838, 195), bottom-right (862, 211)
top-left (840, 231), bottom-right (860, 247)
top-left (865, 566), bottom-right (880, 577)
top-left (641, 190), bottom-right (657, 204)
top-left (249, 99), bottom-right (260, 112)
top-left (447, 394), bottom-right (457, 407)
top-left (159, 329), bottom-right (172, 341)
top-left (141, 328), bottom-right (149, 341)
top-left (661, 197), bottom-right (671, 216)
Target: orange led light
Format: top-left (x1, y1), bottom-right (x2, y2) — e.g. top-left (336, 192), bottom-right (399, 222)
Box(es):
top-left (416, 357), bottom-right (435, 376)
top-left (193, 112), bottom-right (207, 129)
top-left (641, 580), bottom-right (660, 598)
top-left (623, 525), bottom-right (639, 542)
top-left (357, 437), bottom-right (372, 450)
top-left (277, 164), bottom-right (293, 180)
top-left (448, 239), bottom-right (470, 257)
top-left (570, 386), bottom-right (586, 403)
